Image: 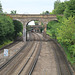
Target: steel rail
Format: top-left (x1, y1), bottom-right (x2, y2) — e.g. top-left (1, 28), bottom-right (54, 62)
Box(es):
top-left (18, 43), bottom-right (37, 75)
top-left (28, 39), bottom-right (42, 75)
top-left (0, 32), bottom-right (34, 70)
top-left (18, 33), bottom-right (42, 75)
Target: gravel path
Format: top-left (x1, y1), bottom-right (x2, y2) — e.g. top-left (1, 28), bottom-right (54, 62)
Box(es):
top-left (32, 42), bottom-right (58, 75)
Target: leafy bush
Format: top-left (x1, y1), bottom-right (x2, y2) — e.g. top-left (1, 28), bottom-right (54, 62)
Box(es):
top-left (13, 20), bottom-right (23, 38)
top-left (17, 32), bottom-right (23, 37)
top-left (0, 14), bottom-right (14, 44)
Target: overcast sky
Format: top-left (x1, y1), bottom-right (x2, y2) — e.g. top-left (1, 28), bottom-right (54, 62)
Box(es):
top-left (0, 0), bottom-right (68, 14)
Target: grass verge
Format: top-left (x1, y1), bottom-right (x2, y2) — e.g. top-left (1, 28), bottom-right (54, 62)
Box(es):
top-left (0, 40), bottom-right (13, 49)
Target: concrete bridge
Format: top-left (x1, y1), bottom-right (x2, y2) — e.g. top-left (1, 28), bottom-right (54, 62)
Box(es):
top-left (8, 14), bottom-right (58, 42)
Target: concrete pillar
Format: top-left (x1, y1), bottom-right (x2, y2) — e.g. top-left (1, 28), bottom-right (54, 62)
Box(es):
top-left (43, 24), bottom-right (47, 38)
top-left (23, 28), bottom-right (26, 42)
top-left (23, 22), bottom-right (26, 42)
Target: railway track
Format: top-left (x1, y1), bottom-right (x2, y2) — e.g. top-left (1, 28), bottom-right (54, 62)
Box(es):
top-left (31, 34), bottom-right (73, 75)
top-left (22, 33), bottom-right (42, 75)
top-left (0, 33), bottom-right (42, 75)
top-left (0, 33), bottom-right (72, 75)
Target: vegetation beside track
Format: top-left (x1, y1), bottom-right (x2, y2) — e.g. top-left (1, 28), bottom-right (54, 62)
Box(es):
top-left (47, 16), bottom-right (75, 67)
top-left (46, 0), bottom-right (75, 69)
top-left (0, 40), bottom-right (13, 49)
top-left (0, 2), bottom-right (23, 49)
top-left (0, 14), bottom-right (23, 48)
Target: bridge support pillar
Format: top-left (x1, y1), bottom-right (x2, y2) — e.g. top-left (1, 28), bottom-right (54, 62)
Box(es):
top-left (43, 29), bottom-right (46, 38)
top-left (23, 22), bottom-right (27, 42)
top-left (43, 23), bottom-right (47, 38)
top-left (23, 28), bottom-right (26, 42)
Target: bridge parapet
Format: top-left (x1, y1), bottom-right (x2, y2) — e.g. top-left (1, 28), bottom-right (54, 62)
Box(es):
top-left (7, 14), bottom-right (59, 19)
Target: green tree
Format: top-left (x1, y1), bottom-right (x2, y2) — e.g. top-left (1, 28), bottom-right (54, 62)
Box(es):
top-left (64, 0), bottom-right (75, 18)
top-left (41, 11), bottom-right (50, 15)
top-left (54, 0), bottom-right (60, 9)
top-left (47, 20), bottom-right (58, 39)
top-left (53, 2), bottom-right (66, 14)
top-left (34, 21), bottom-right (39, 25)
top-left (11, 10), bottom-right (17, 14)
top-left (47, 16), bottom-right (75, 63)
top-left (57, 16), bottom-right (75, 61)
top-left (57, 16), bottom-right (75, 45)
top-left (47, 0), bottom-right (75, 64)
top-left (13, 20), bottom-right (23, 38)
top-left (0, 14), bottom-right (14, 44)
top-left (0, 1), bottom-right (3, 13)
top-left (45, 11), bottom-right (50, 15)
